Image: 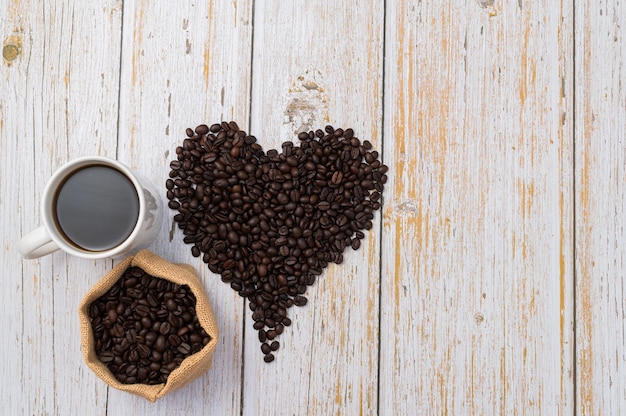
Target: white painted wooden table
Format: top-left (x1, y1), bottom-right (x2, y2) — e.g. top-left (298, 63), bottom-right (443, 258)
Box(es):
top-left (1, 1), bottom-right (624, 414)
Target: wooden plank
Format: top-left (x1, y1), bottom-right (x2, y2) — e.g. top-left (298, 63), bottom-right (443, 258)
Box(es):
top-left (380, 2), bottom-right (574, 414)
top-left (244, 1), bottom-right (384, 414)
top-left (109, 1), bottom-right (254, 413)
top-left (575, 1), bottom-right (626, 414)
top-left (0, 0), bottom-right (122, 414)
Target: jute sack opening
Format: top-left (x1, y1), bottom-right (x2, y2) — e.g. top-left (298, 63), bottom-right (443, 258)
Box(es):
top-left (78, 249), bottom-right (219, 402)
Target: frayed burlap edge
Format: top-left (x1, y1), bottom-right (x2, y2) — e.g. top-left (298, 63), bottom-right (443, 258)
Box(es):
top-left (78, 249), bottom-right (219, 402)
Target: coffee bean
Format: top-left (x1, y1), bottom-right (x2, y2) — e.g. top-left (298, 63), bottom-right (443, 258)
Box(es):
top-left (318, 201), bottom-right (331, 211)
top-left (137, 366), bottom-right (149, 382)
top-left (195, 124), bottom-right (209, 135)
top-left (294, 295), bottom-right (307, 307)
top-left (331, 171), bottom-right (343, 186)
top-left (168, 334), bottom-right (182, 347)
top-left (166, 298), bottom-right (178, 311)
top-left (136, 343), bottom-right (151, 359)
top-left (227, 230), bottom-right (239, 244)
top-left (145, 331), bottom-right (158, 345)
top-left (88, 267), bottom-right (211, 385)
top-left (166, 122), bottom-right (387, 362)
top-left (99, 351), bottom-right (115, 363)
top-left (177, 342), bottom-right (191, 355)
top-left (159, 322), bottom-right (172, 335)
top-left (154, 335), bottom-right (167, 352)
top-left (162, 349), bottom-right (173, 364)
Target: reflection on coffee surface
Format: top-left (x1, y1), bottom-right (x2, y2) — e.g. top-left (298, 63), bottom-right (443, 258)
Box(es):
top-left (54, 165), bottom-right (139, 251)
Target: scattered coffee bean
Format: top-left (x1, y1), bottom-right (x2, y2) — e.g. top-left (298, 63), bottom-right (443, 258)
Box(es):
top-left (293, 295), bottom-right (307, 307)
top-left (167, 122), bottom-right (387, 362)
top-left (88, 266), bottom-right (211, 385)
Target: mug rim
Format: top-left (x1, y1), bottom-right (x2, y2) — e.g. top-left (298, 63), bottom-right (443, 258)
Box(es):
top-left (41, 156), bottom-right (147, 259)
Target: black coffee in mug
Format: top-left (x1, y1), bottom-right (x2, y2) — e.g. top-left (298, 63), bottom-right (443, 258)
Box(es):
top-left (53, 165), bottom-right (140, 251)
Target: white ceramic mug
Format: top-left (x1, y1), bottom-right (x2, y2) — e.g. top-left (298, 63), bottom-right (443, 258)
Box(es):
top-left (18, 156), bottom-right (162, 260)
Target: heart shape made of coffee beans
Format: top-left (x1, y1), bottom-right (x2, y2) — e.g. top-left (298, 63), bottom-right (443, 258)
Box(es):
top-left (166, 121), bottom-right (388, 362)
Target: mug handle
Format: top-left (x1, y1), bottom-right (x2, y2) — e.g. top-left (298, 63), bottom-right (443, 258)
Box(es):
top-left (17, 226), bottom-right (60, 259)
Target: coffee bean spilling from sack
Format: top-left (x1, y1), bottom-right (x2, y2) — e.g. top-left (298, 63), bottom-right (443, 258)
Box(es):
top-left (88, 267), bottom-right (211, 384)
top-left (166, 121), bottom-right (388, 362)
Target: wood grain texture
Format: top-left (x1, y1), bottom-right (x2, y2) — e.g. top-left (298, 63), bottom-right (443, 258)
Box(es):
top-left (245, 1), bottom-right (384, 415)
top-left (380, 1), bottom-right (574, 414)
top-left (4, 0), bottom-right (626, 414)
top-left (1, 0), bottom-right (122, 414)
top-left (575, 1), bottom-right (626, 414)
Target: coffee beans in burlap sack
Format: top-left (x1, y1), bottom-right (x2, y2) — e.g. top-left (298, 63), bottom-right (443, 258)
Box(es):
top-left (78, 249), bottom-right (219, 401)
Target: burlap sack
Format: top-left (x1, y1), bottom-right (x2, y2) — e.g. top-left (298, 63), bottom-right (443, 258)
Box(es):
top-left (78, 249), bottom-right (219, 402)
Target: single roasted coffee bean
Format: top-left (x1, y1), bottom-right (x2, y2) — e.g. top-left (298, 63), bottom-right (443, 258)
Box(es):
top-left (88, 266), bottom-right (211, 385)
top-left (168, 333), bottom-right (182, 347)
top-left (98, 351), bottom-right (115, 363)
top-left (177, 342), bottom-right (191, 355)
top-left (293, 295), bottom-right (307, 307)
top-left (195, 124), bottom-right (209, 135)
top-left (166, 122), bottom-right (387, 362)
